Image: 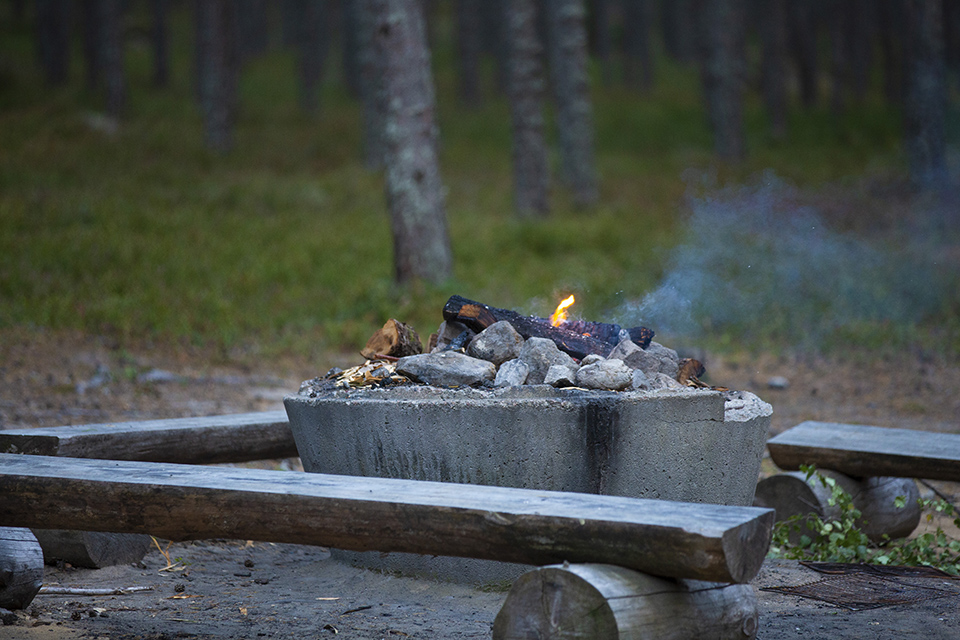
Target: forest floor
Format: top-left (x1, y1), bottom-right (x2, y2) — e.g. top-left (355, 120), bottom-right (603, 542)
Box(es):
top-left (2, 329), bottom-right (960, 639)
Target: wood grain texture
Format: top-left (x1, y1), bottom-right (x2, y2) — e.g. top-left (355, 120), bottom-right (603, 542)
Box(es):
top-left (0, 454), bottom-right (773, 584)
top-left (0, 410), bottom-right (295, 463)
top-left (767, 421), bottom-right (960, 481)
top-left (493, 563), bottom-right (758, 639)
top-left (0, 527), bottom-right (43, 610)
top-left (30, 530), bottom-right (152, 568)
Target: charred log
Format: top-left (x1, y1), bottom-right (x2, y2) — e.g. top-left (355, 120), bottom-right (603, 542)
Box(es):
top-left (442, 296), bottom-right (653, 360)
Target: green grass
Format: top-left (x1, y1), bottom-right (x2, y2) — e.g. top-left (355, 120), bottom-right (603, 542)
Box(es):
top-left (2, 4), bottom-right (954, 362)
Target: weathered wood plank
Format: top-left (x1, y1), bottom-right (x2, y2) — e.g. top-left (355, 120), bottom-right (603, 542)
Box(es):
top-left (0, 411), bottom-right (295, 463)
top-left (767, 421), bottom-right (960, 482)
top-left (0, 454), bottom-right (773, 584)
top-left (493, 564), bottom-right (758, 640)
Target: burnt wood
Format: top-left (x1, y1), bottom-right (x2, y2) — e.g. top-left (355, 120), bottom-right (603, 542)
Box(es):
top-left (0, 527), bottom-right (43, 610)
top-left (0, 410), bottom-right (294, 464)
top-left (442, 295), bottom-right (653, 359)
top-left (0, 454), bottom-right (773, 584)
top-left (767, 421), bottom-right (960, 482)
top-left (494, 564), bottom-right (758, 640)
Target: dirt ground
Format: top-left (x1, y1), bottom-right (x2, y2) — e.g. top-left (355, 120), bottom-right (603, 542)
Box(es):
top-left (2, 329), bottom-right (960, 639)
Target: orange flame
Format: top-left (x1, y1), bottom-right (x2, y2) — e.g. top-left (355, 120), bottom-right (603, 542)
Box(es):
top-left (550, 295), bottom-right (575, 327)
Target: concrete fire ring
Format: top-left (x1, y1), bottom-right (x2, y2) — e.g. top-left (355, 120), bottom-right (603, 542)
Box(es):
top-left (284, 385), bottom-right (771, 584)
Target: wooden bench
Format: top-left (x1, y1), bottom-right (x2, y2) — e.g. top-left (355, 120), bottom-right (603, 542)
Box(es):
top-left (0, 453), bottom-right (772, 637)
top-left (757, 421), bottom-right (960, 542)
top-left (767, 420), bottom-right (960, 481)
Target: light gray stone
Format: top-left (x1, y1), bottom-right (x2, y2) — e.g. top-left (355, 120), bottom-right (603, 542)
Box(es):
top-left (575, 358), bottom-right (633, 391)
top-left (467, 321), bottom-right (525, 366)
top-left (645, 342), bottom-right (680, 379)
top-left (580, 354), bottom-right (605, 366)
top-left (629, 368), bottom-right (651, 390)
top-left (648, 372), bottom-right (686, 391)
top-left (518, 337), bottom-right (578, 385)
top-left (611, 340), bottom-right (680, 379)
top-left (395, 352), bottom-right (495, 387)
top-left (494, 359), bottom-right (529, 387)
top-left (543, 364), bottom-right (577, 387)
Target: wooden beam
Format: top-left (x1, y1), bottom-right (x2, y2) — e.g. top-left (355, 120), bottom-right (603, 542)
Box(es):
top-left (493, 564), bottom-right (758, 640)
top-left (0, 411), bottom-right (295, 464)
top-left (0, 454), bottom-right (773, 584)
top-left (767, 421), bottom-right (960, 482)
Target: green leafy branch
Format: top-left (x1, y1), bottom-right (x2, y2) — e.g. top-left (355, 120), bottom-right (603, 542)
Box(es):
top-left (768, 465), bottom-right (960, 575)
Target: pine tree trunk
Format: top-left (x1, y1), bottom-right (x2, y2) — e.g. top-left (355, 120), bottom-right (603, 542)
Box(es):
top-left (507, 0), bottom-right (549, 216)
top-left (151, 0), bottom-right (170, 87)
top-left (99, 0), bottom-right (126, 118)
top-left (371, 0), bottom-right (453, 284)
top-left (456, 0), bottom-right (482, 105)
top-left (35, 0), bottom-right (71, 86)
top-left (694, 0), bottom-right (746, 160)
top-left (622, 0), bottom-right (654, 92)
top-left (357, 0), bottom-right (386, 168)
top-left (296, 0), bottom-right (328, 113)
top-left (197, 0), bottom-right (240, 152)
top-left (237, 0), bottom-right (269, 63)
top-left (660, 0), bottom-right (694, 63)
top-left (480, 0), bottom-right (510, 94)
top-left (546, 0), bottom-right (598, 207)
top-left (904, 0), bottom-right (947, 188)
top-left (759, 0), bottom-right (788, 140)
top-left (80, 0), bottom-right (101, 90)
top-left (788, 0), bottom-right (820, 108)
top-left (878, 0), bottom-right (905, 102)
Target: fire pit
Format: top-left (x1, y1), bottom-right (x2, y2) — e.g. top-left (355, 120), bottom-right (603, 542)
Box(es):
top-left (284, 296), bottom-right (772, 582)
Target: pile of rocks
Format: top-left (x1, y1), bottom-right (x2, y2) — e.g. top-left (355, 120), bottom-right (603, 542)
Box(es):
top-left (394, 319), bottom-right (688, 392)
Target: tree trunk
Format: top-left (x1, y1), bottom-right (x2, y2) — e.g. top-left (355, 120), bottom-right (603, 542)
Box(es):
top-left (694, 0), bottom-right (747, 160)
top-left (878, 0), bottom-right (906, 102)
top-left (480, 0), bottom-right (510, 93)
top-left (591, 0), bottom-right (614, 85)
top-left (829, 0), bottom-right (853, 114)
top-left (342, 0), bottom-right (363, 96)
top-left (357, 0), bottom-right (386, 168)
top-left (295, 0), bottom-right (328, 113)
top-left (622, 0), bottom-right (654, 92)
top-left (372, 0), bottom-right (453, 284)
top-left (237, 0), bottom-right (269, 63)
top-left (455, 0), bottom-right (482, 105)
top-left (660, 0), bottom-right (695, 62)
top-left (788, 0), bottom-right (820, 108)
top-left (34, 0), bottom-right (71, 86)
top-left (507, 0), bottom-right (550, 216)
top-left (151, 0), bottom-right (170, 87)
top-left (758, 0), bottom-right (788, 140)
top-left (80, 0), bottom-right (101, 90)
top-left (904, 0), bottom-right (947, 188)
top-left (99, 0), bottom-right (126, 118)
top-left (197, 0), bottom-right (240, 152)
top-left (545, 0), bottom-right (598, 207)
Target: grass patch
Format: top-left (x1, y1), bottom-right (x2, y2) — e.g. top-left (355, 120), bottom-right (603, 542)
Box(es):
top-left (2, 4), bottom-right (955, 363)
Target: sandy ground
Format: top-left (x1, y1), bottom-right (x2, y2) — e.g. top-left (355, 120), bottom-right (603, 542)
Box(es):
top-left (2, 329), bottom-right (960, 639)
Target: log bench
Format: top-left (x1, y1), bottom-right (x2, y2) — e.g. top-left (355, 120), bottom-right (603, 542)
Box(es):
top-left (0, 411), bottom-right (294, 568)
top-left (1, 452), bottom-right (774, 636)
top-left (757, 421), bottom-right (960, 540)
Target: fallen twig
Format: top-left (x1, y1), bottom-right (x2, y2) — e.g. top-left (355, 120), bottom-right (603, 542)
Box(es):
top-left (38, 586), bottom-right (154, 596)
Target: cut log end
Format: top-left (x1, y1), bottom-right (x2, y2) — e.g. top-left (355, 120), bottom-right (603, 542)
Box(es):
top-left (31, 530), bottom-right (152, 569)
top-left (0, 527), bottom-right (43, 610)
top-left (493, 564), bottom-right (758, 640)
top-left (360, 319), bottom-right (423, 360)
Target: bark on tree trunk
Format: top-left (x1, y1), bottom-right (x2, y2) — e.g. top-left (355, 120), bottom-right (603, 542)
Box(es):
top-left (759, 0), bottom-right (788, 140)
top-left (694, 0), bottom-right (746, 161)
top-left (455, 0), bottom-right (482, 105)
top-left (507, 0), bottom-right (550, 216)
top-left (546, 0), bottom-right (598, 207)
top-left (372, 0), bottom-right (453, 284)
top-left (788, 0), bottom-right (820, 108)
top-left (35, 0), bottom-right (71, 86)
top-left (99, 0), bottom-right (126, 118)
top-left (151, 0), bottom-right (170, 88)
top-left (904, 0), bottom-right (947, 188)
top-left (622, 0), bottom-right (654, 92)
top-left (295, 0), bottom-right (328, 113)
top-left (197, 0), bottom-right (240, 153)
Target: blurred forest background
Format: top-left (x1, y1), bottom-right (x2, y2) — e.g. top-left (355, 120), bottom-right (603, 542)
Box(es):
top-left (2, 0), bottom-right (959, 368)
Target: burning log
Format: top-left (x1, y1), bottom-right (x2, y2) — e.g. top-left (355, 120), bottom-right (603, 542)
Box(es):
top-left (442, 295), bottom-right (653, 360)
top-left (360, 319), bottom-right (422, 360)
